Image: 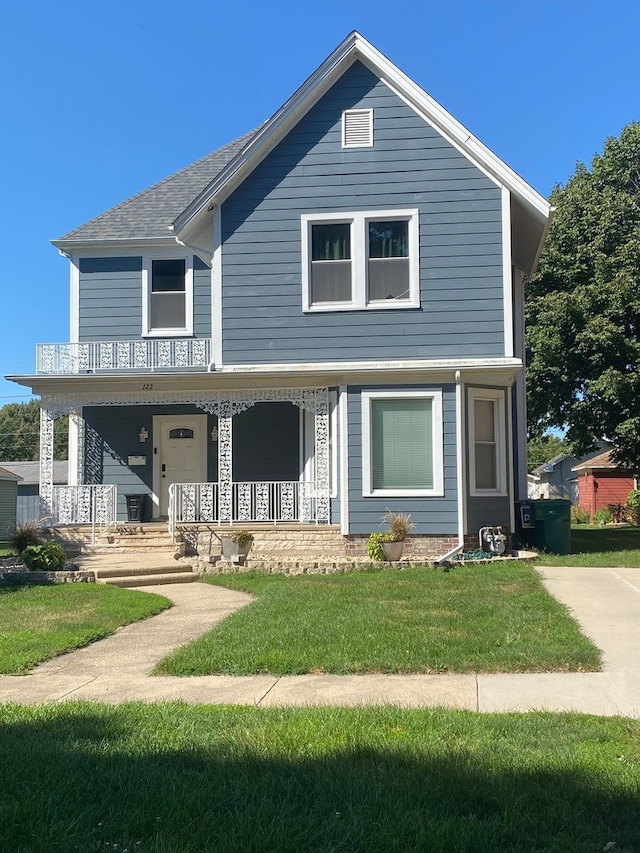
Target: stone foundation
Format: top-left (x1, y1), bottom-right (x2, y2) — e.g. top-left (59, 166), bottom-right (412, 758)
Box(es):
top-left (0, 570), bottom-right (95, 585)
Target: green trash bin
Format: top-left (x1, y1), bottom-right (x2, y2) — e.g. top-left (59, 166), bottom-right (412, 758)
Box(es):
top-left (530, 499), bottom-right (572, 555)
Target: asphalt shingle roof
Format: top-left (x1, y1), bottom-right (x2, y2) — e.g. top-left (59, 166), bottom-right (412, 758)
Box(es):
top-left (57, 129), bottom-right (259, 243)
top-left (0, 461), bottom-right (68, 485)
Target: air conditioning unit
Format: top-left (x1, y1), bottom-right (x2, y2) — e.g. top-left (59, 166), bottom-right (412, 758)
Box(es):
top-left (479, 526), bottom-right (506, 556)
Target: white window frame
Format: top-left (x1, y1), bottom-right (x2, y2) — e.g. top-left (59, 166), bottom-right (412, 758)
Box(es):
top-left (301, 209), bottom-right (420, 312)
top-left (361, 389), bottom-right (444, 497)
top-left (142, 254), bottom-right (194, 337)
top-left (342, 108), bottom-right (374, 148)
top-left (468, 387), bottom-right (507, 497)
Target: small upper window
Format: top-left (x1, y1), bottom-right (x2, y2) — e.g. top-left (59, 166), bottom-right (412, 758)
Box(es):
top-left (310, 223), bottom-right (352, 304)
top-left (342, 109), bottom-right (373, 148)
top-left (150, 259), bottom-right (186, 331)
top-left (143, 256), bottom-right (193, 336)
top-left (168, 427), bottom-right (194, 439)
top-left (368, 220), bottom-right (410, 301)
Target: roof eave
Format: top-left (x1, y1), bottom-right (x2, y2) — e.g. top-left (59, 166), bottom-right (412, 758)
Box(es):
top-left (52, 235), bottom-right (178, 254)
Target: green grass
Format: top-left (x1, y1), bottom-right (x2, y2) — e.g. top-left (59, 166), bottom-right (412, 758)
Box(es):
top-left (0, 584), bottom-right (171, 673)
top-left (0, 541), bottom-right (11, 557)
top-left (156, 563), bottom-right (601, 676)
top-left (535, 524), bottom-right (640, 567)
top-left (1, 702), bottom-right (639, 852)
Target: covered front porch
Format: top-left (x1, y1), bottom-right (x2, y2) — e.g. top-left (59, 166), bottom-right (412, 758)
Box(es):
top-left (39, 386), bottom-right (331, 536)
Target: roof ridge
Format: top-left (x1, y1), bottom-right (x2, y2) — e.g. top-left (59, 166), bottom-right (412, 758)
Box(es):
top-left (56, 128), bottom-right (259, 242)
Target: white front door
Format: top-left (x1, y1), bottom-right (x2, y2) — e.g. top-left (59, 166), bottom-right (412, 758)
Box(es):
top-left (153, 415), bottom-right (207, 516)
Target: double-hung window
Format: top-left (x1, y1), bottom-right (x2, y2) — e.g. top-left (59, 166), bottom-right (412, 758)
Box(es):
top-left (469, 388), bottom-right (507, 495)
top-left (302, 209), bottom-right (419, 311)
top-left (143, 256), bottom-right (193, 336)
top-left (362, 390), bottom-right (443, 497)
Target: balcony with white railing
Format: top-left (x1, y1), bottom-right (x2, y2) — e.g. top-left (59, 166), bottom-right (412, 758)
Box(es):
top-left (168, 481), bottom-right (322, 538)
top-left (36, 338), bottom-right (212, 374)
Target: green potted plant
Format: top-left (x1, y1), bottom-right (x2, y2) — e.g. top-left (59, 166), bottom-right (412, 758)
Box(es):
top-left (220, 530), bottom-right (254, 564)
top-left (367, 510), bottom-right (415, 562)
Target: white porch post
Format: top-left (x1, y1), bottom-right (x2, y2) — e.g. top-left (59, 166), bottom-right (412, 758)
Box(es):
top-left (313, 388), bottom-right (331, 523)
top-left (39, 398), bottom-right (56, 518)
top-left (68, 408), bottom-right (84, 486)
top-left (217, 396), bottom-right (233, 523)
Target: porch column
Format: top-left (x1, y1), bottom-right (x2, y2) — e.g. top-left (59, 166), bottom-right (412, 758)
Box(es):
top-left (39, 398), bottom-right (56, 518)
top-left (314, 388), bottom-right (331, 523)
top-left (217, 396), bottom-right (233, 524)
top-left (68, 408), bottom-right (84, 486)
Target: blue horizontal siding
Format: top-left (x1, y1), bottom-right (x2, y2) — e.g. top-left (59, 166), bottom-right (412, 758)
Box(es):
top-left (221, 60), bottom-right (504, 365)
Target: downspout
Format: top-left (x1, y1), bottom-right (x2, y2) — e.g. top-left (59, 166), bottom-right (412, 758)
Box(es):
top-left (434, 370), bottom-right (466, 564)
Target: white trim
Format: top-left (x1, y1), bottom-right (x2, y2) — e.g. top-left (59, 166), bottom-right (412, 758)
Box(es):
top-left (468, 387), bottom-right (507, 497)
top-left (339, 385), bottom-right (349, 534)
top-left (69, 258), bottom-right (80, 343)
top-left (501, 187), bottom-right (514, 358)
top-left (301, 209), bottom-right (420, 312)
top-left (152, 414), bottom-right (207, 517)
top-left (512, 267), bottom-right (528, 498)
top-left (142, 254), bottom-right (194, 337)
top-left (361, 389), bottom-right (444, 497)
top-left (455, 371), bottom-right (466, 538)
top-left (507, 386), bottom-right (515, 533)
top-left (299, 391), bottom-right (338, 497)
top-left (212, 206), bottom-right (223, 368)
top-left (342, 108), bottom-right (373, 148)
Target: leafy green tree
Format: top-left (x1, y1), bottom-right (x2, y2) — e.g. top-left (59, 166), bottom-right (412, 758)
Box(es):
top-left (0, 400), bottom-right (68, 461)
top-left (526, 121), bottom-right (640, 471)
top-left (527, 433), bottom-right (567, 472)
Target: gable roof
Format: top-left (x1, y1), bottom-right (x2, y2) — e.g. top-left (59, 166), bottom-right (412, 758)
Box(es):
top-left (173, 31), bottom-right (552, 274)
top-left (0, 466), bottom-right (21, 482)
top-left (571, 451), bottom-right (631, 473)
top-left (53, 130), bottom-right (258, 248)
top-left (531, 453), bottom-right (568, 475)
top-left (0, 461), bottom-right (68, 485)
top-left (53, 32), bottom-right (552, 275)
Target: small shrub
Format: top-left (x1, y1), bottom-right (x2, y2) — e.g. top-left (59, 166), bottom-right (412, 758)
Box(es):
top-left (367, 532), bottom-right (394, 561)
top-left (627, 489), bottom-right (640, 524)
top-left (607, 502), bottom-right (627, 524)
top-left (570, 505), bottom-right (590, 525)
top-left (593, 506), bottom-right (614, 526)
top-left (21, 542), bottom-right (66, 572)
top-left (381, 509), bottom-right (415, 541)
top-left (8, 522), bottom-right (44, 555)
top-left (230, 530), bottom-right (254, 549)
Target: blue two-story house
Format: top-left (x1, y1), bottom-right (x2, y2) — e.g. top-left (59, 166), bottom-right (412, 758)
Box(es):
top-left (9, 32), bottom-right (552, 559)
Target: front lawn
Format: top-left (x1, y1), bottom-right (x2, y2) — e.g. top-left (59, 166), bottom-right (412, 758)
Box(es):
top-left (156, 563), bottom-right (601, 676)
top-left (0, 584), bottom-right (171, 673)
top-left (1, 703), bottom-right (639, 852)
top-left (535, 525), bottom-right (640, 567)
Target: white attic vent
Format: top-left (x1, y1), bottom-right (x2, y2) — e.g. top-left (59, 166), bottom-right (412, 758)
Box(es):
top-left (342, 109), bottom-right (373, 148)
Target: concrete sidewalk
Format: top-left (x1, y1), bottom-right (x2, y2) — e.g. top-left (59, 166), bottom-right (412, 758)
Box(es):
top-left (0, 566), bottom-right (638, 715)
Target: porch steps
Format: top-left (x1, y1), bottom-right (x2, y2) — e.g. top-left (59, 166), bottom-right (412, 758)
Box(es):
top-left (95, 565), bottom-right (197, 588)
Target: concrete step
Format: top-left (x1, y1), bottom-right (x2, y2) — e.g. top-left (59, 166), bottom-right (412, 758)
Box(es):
top-left (86, 542), bottom-right (184, 554)
top-left (94, 563), bottom-right (187, 579)
top-left (98, 571), bottom-right (197, 587)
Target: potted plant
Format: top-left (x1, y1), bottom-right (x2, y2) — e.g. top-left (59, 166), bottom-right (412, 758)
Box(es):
top-left (220, 530), bottom-right (254, 564)
top-left (367, 510), bottom-right (415, 562)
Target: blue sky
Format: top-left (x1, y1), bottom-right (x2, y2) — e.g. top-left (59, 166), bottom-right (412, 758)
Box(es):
top-left (0, 0), bottom-right (637, 406)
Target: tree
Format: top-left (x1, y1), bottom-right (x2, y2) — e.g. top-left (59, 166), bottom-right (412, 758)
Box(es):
top-left (526, 121), bottom-right (640, 471)
top-left (527, 433), bottom-right (567, 472)
top-left (0, 400), bottom-right (68, 461)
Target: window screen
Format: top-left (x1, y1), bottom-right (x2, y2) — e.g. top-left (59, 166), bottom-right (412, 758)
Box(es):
top-left (371, 398), bottom-right (433, 490)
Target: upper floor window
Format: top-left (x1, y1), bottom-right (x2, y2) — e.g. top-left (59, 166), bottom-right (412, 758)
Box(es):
top-left (143, 256), bottom-right (193, 336)
top-left (301, 209), bottom-right (420, 312)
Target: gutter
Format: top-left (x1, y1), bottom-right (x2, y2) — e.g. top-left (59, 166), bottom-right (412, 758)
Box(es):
top-left (434, 369), bottom-right (466, 564)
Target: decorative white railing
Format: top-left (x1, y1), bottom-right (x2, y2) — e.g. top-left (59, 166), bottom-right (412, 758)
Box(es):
top-left (168, 481), bottom-right (321, 539)
top-left (52, 485), bottom-right (117, 543)
top-left (36, 338), bottom-right (212, 374)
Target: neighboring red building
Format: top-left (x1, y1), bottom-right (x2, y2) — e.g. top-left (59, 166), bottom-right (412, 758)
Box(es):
top-left (571, 451), bottom-right (635, 520)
